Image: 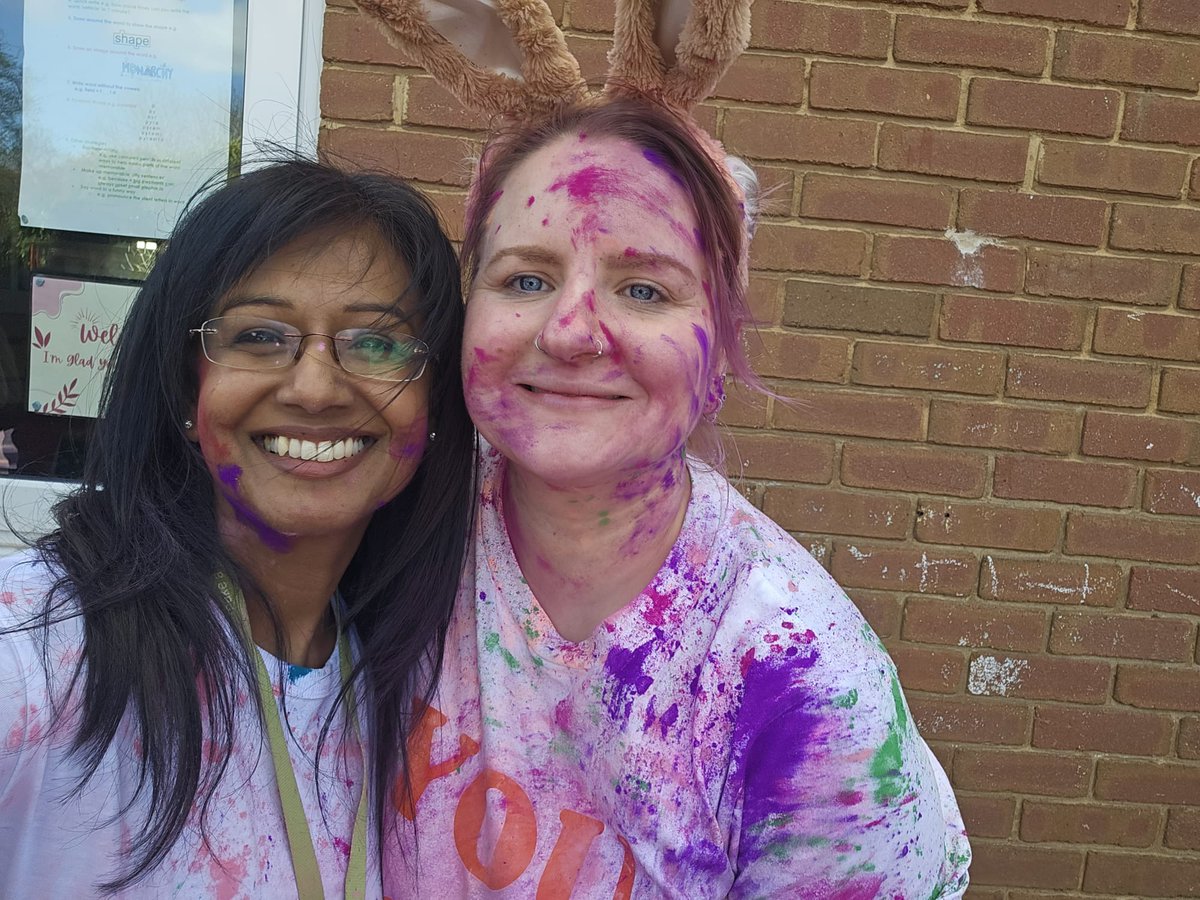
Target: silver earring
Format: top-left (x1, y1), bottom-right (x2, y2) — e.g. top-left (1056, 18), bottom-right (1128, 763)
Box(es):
top-left (428, 431), bottom-right (437, 443)
top-left (589, 335), bottom-right (604, 358)
top-left (534, 333), bottom-right (546, 354)
top-left (183, 419), bottom-right (194, 430)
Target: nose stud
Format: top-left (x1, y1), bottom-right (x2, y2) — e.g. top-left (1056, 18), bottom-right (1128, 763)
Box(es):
top-left (534, 332), bottom-right (604, 358)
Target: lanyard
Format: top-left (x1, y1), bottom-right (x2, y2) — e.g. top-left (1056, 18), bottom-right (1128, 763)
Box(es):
top-left (216, 571), bottom-right (369, 900)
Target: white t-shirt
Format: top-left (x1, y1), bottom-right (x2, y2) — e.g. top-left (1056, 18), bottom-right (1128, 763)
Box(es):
top-left (0, 551), bottom-right (380, 898)
top-left (384, 447), bottom-right (971, 898)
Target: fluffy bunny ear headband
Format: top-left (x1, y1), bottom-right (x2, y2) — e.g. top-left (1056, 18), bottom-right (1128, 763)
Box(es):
top-left (351, 0), bottom-right (753, 119)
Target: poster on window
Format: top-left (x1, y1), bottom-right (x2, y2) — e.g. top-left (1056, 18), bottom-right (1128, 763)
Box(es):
top-left (28, 275), bottom-right (138, 418)
top-left (18, 0), bottom-right (236, 239)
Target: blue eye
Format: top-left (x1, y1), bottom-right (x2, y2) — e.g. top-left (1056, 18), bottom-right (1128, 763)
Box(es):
top-left (511, 274), bottom-right (546, 293)
top-left (625, 283), bottom-right (660, 303)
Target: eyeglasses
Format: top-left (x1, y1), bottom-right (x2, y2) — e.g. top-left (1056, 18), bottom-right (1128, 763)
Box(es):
top-left (190, 315), bottom-right (430, 383)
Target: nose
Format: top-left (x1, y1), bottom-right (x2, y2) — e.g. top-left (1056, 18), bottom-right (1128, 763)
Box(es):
top-left (535, 280), bottom-right (606, 361)
top-left (275, 337), bottom-right (354, 412)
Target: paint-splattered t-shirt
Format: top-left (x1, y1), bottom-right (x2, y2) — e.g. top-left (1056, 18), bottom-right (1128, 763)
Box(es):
top-left (384, 447), bottom-right (970, 898)
top-left (0, 551), bottom-right (379, 898)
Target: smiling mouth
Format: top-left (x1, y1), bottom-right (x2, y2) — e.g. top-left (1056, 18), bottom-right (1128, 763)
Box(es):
top-left (521, 385), bottom-right (626, 400)
top-left (257, 435), bottom-right (374, 463)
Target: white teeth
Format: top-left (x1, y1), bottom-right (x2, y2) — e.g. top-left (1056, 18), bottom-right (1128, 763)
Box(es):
top-left (261, 436), bottom-right (368, 462)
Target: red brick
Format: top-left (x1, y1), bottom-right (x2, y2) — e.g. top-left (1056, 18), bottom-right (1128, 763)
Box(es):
top-left (902, 598), bottom-right (1046, 649)
top-left (783, 281), bottom-right (935, 337)
top-left (1039, 140), bottom-right (1191, 198)
top-left (877, 123), bottom-right (1028, 183)
top-left (775, 388), bottom-right (925, 440)
top-left (842, 444), bottom-right (988, 497)
top-left (1050, 610), bottom-right (1195, 661)
top-left (1026, 248), bottom-right (1180, 307)
top-left (723, 110), bottom-right (876, 167)
top-left (320, 68), bottom-right (395, 122)
top-left (956, 794), bottom-right (1016, 839)
top-left (403, 77), bottom-right (490, 131)
top-left (762, 486), bottom-right (912, 539)
top-left (715, 54), bottom-right (804, 104)
top-left (319, 126), bottom-right (478, 186)
top-left (1021, 800), bottom-right (1160, 846)
top-left (994, 456), bottom-right (1138, 508)
top-left (954, 749), bottom-right (1091, 797)
top-left (1116, 664), bottom-right (1200, 711)
top-left (1192, 161), bottom-right (1200, 201)
top-left (959, 190), bottom-right (1107, 247)
top-left (563, 34), bottom-right (615, 83)
top-left (424, 189), bottom-right (466, 241)
top-left (978, 0), bottom-right (1131, 26)
top-left (834, 545), bottom-right (979, 597)
top-left (793, 533), bottom-right (830, 569)
top-left (1167, 808), bottom-right (1200, 851)
top-left (723, 433), bottom-right (835, 483)
top-left (894, 16), bottom-right (1049, 75)
top-left (967, 651), bottom-right (1112, 703)
top-left (1112, 203), bottom-right (1200, 255)
top-left (981, 556), bottom-right (1123, 609)
top-left (885, 0), bottom-right (968, 6)
top-left (889, 645), bottom-right (966, 694)
top-left (745, 275), bottom-right (783, 326)
top-left (1006, 354), bottom-right (1153, 408)
top-left (1145, 469), bottom-right (1200, 517)
top-left (800, 174), bottom-right (953, 231)
top-left (716, 384), bottom-right (768, 428)
top-left (751, 223), bottom-right (866, 276)
top-left (852, 342), bottom-right (1004, 396)
top-left (565, 0), bottom-right (613, 31)
top-left (1097, 758), bottom-right (1200, 804)
top-left (1183, 265), bottom-right (1200, 310)
top-left (967, 78), bottom-right (1120, 138)
top-left (916, 500), bottom-right (1061, 552)
top-left (1122, 93), bottom-right (1200, 147)
top-left (810, 61), bottom-right (960, 121)
top-left (847, 589), bottom-right (902, 639)
top-left (323, 7), bottom-right (416, 66)
top-left (1129, 565), bottom-right (1200, 615)
top-left (1181, 717), bottom-right (1200, 757)
top-left (909, 695), bottom-right (1030, 744)
top-left (1082, 410), bottom-right (1200, 465)
top-left (1067, 510), bottom-right (1200, 565)
top-left (940, 294), bottom-right (1087, 350)
top-left (969, 840), bottom-right (1085, 890)
top-left (1138, 0), bottom-right (1200, 36)
top-left (749, 1), bottom-right (890, 57)
top-left (874, 234), bottom-right (1023, 292)
top-left (1085, 851), bottom-right (1200, 897)
top-left (928, 398), bottom-right (1079, 454)
top-left (1055, 30), bottom-right (1200, 90)
top-left (746, 331), bottom-right (848, 382)
top-left (1033, 706), bottom-right (1173, 755)
top-left (1095, 309), bottom-right (1200, 362)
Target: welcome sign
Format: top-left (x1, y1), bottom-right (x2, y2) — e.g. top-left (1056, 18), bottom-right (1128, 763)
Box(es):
top-left (28, 276), bottom-right (139, 418)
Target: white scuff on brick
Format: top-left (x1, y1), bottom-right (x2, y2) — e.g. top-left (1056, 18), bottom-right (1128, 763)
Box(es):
top-left (847, 545), bottom-right (868, 561)
top-left (985, 556), bottom-right (1000, 597)
top-left (944, 228), bottom-right (1006, 289)
top-left (968, 655), bottom-right (1029, 697)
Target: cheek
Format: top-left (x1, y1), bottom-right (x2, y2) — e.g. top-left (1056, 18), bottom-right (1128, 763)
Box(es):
top-left (194, 376), bottom-right (232, 466)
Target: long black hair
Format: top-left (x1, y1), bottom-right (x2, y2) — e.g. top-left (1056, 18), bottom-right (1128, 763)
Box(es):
top-left (27, 159), bottom-right (475, 890)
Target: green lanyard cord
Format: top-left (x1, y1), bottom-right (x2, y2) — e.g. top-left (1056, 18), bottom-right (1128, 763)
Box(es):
top-left (216, 572), bottom-right (369, 900)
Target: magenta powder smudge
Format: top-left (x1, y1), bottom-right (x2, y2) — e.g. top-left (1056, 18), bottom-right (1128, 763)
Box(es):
top-left (548, 165), bottom-right (623, 205)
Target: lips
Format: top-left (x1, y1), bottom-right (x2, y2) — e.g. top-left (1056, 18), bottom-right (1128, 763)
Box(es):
top-left (256, 434), bottom-right (374, 463)
top-left (520, 384), bottom-right (627, 400)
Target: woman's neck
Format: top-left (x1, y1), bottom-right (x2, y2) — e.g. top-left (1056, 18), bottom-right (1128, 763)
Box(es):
top-left (503, 455), bottom-right (692, 642)
top-left (221, 520), bottom-right (363, 668)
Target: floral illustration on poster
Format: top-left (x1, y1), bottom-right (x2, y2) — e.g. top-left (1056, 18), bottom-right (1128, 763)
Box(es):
top-left (28, 276), bottom-right (138, 418)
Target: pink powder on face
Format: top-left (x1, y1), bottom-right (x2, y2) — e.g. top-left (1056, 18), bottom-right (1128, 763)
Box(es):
top-left (541, 217), bottom-right (549, 227)
top-left (526, 196), bottom-right (536, 207)
top-left (474, 347), bottom-right (498, 363)
top-left (548, 165), bottom-right (623, 205)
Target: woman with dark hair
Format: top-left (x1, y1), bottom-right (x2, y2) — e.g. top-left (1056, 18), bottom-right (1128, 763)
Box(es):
top-left (0, 159), bottom-right (474, 896)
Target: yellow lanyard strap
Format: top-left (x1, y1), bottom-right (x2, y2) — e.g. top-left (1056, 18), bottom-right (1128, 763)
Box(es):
top-left (216, 572), bottom-right (369, 900)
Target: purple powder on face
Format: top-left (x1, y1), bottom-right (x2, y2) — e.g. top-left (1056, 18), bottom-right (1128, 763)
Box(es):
top-left (215, 464), bottom-right (293, 553)
top-left (541, 217), bottom-right (549, 227)
top-left (489, 189), bottom-right (504, 205)
top-left (642, 149), bottom-right (686, 188)
top-left (548, 165), bottom-right (623, 205)
top-left (526, 195), bottom-right (536, 207)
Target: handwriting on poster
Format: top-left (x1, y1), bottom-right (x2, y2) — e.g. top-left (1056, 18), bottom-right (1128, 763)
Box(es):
top-left (28, 277), bottom-right (139, 418)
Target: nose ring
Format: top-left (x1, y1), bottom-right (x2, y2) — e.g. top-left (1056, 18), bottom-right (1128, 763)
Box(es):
top-left (533, 331), bottom-right (605, 358)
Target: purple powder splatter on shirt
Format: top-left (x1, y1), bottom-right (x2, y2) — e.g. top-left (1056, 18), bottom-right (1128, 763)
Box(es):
top-left (603, 637), bottom-right (656, 720)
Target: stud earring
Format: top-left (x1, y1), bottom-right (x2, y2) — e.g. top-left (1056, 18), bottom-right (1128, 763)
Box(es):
top-left (183, 419), bottom-right (194, 430)
top-left (428, 431), bottom-right (437, 443)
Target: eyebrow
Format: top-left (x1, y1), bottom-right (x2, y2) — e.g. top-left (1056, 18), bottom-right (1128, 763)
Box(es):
top-left (218, 294), bottom-right (416, 321)
top-left (607, 250), bottom-right (698, 284)
top-left (483, 245), bottom-right (561, 269)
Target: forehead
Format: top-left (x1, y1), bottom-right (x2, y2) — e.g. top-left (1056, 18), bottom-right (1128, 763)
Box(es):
top-left (221, 226), bottom-right (413, 314)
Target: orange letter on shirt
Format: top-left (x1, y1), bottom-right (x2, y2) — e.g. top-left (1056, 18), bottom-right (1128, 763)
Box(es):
top-left (535, 810), bottom-right (606, 900)
top-left (396, 703), bottom-right (480, 820)
top-left (454, 769), bottom-right (538, 889)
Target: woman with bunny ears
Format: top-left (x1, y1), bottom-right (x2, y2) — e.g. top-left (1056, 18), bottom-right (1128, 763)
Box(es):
top-left (358, 1), bottom-right (971, 896)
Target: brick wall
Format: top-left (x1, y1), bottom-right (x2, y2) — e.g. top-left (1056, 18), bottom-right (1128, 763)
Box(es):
top-left (320, 1), bottom-right (1200, 895)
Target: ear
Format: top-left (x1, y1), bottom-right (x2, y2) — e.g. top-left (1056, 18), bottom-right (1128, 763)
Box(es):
top-left (354, 0), bottom-right (587, 119)
top-left (608, 0), bottom-right (752, 110)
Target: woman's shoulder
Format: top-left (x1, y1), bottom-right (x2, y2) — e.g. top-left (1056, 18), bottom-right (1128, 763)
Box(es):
top-left (0, 548), bottom-right (69, 627)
